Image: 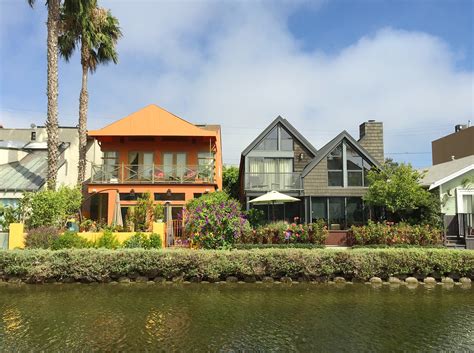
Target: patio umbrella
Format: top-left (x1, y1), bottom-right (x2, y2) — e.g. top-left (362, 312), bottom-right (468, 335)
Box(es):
top-left (165, 203), bottom-right (173, 246)
top-left (249, 190), bottom-right (300, 221)
top-left (112, 193), bottom-right (123, 227)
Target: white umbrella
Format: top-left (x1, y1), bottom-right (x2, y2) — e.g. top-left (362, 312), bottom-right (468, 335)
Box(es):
top-left (112, 193), bottom-right (123, 227)
top-left (249, 190), bottom-right (300, 221)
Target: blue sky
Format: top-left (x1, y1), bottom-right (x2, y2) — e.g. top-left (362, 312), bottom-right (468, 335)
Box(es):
top-left (0, 0), bottom-right (473, 167)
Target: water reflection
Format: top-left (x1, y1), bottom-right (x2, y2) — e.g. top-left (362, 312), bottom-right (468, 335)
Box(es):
top-left (0, 284), bottom-right (472, 351)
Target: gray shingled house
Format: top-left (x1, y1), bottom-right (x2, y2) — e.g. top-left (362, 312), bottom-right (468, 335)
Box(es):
top-left (239, 117), bottom-right (384, 235)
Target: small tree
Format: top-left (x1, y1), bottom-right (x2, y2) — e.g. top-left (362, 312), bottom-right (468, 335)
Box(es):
top-left (20, 186), bottom-right (83, 229)
top-left (364, 162), bottom-right (440, 225)
top-left (223, 165), bottom-right (239, 200)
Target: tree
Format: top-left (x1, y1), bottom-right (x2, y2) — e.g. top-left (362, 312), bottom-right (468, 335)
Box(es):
top-left (364, 162), bottom-right (440, 225)
top-left (28, 0), bottom-right (61, 190)
top-left (223, 165), bottom-right (239, 200)
top-left (58, 0), bottom-right (121, 185)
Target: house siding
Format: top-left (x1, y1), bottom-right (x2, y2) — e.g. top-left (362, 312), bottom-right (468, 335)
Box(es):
top-left (303, 158), bottom-right (367, 197)
top-left (293, 139), bottom-right (314, 172)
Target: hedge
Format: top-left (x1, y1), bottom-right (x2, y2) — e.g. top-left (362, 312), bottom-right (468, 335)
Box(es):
top-left (0, 248), bottom-right (473, 283)
top-left (234, 244), bottom-right (325, 250)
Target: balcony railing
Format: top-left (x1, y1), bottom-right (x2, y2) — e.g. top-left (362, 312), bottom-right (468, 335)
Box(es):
top-left (244, 172), bottom-right (302, 191)
top-left (91, 164), bottom-right (215, 184)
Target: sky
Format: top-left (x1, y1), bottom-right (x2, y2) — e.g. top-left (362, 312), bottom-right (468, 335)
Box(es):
top-left (0, 0), bottom-right (473, 168)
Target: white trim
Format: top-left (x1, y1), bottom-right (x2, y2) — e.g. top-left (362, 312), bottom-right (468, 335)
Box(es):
top-left (455, 188), bottom-right (474, 213)
top-left (428, 164), bottom-right (474, 190)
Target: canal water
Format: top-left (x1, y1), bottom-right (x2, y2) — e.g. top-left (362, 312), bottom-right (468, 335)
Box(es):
top-left (0, 283), bottom-right (473, 351)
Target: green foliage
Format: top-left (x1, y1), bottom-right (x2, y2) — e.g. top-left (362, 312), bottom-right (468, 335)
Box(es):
top-left (20, 186), bottom-right (83, 229)
top-left (241, 220), bottom-right (328, 245)
top-left (131, 192), bottom-right (155, 232)
top-left (364, 162), bottom-right (440, 225)
top-left (234, 244), bottom-right (325, 249)
top-left (244, 208), bottom-right (265, 228)
top-left (350, 221), bottom-right (442, 246)
top-left (222, 165), bottom-right (239, 200)
top-left (122, 232), bottom-right (162, 249)
top-left (154, 203), bottom-right (164, 220)
top-left (25, 226), bottom-right (61, 249)
top-left (95, 230), bottom-right (120, 249)
top-left (0, 205), bottom-right (21, 231)
top-left (0, 248), bottom-right (472, 282)
top-left (51, 231), bottom-right (91, 250)
top-left (184, 192), bottom-right (250, 249)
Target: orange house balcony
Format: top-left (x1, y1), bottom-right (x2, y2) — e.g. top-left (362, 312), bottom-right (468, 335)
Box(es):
top-left (91, 163), bottom-right (215, 184)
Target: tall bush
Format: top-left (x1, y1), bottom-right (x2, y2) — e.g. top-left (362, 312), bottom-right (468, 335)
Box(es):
top-left (51, 231), bottom-right (91, 250)
top-left (20, 186), bottom-right (82, 229)
top-left (122, 232), bottom-right (162, 249)
top-left (183, 192), bottom-right (250, 249)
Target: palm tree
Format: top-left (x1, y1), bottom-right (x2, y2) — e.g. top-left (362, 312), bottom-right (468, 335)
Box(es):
top-left (58, 0), bottom-right (121, 185)
top-left (28, 0), bottom-right (61, 190)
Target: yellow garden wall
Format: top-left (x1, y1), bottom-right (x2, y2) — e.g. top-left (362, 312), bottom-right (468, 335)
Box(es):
top-left (7, 222), bottom-right (166, 249)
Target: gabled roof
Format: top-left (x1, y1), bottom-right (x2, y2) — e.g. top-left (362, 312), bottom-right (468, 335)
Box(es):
top-left (241, 116), bottom-right (317, 156)
top-left (88, 104), bottom-right (217, 137)
top-left (301, 130), bottom-right (381, 177)
top-left (419, 155), bottom-right (474, 190)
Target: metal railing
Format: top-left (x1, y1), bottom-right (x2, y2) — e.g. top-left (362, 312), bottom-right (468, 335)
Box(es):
top-left (244, 172), bottom-right (302, 191)
top-left (91, 164), bottom-right (215, 184)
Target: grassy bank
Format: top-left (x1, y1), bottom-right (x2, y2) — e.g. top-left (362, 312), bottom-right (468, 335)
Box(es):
top-left (0, 248), bottom-right (473, 283)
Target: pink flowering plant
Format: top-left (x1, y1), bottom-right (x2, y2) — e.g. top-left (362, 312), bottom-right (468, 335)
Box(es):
top-left (183, 192), bottom-right (250, 249)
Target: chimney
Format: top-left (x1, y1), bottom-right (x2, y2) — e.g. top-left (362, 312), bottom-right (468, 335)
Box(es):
top-left (358, 120), bottom-right (384, 164)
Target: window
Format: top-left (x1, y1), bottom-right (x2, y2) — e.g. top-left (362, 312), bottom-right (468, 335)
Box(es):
top-left (255, 126), bottom-right (278, 151)
top-left (311, 196), bottom-right (367, 229)
top-left (311, 197), bottom-right (327, 222)
top-left (31, 131), bottom-right (36, 141)
top-left (103, 151), bottom-right (118, 179)
top-left (248, 157), bottom-right (293, 190)
top-left (198, 152), bottom-right (215, 181)
top-left (163, 153), bottom-right (187, 179)
top-left (327, 141), bottom-right (372, 187)
top-left (327, 144), bottom-right (343, 186)
top-left (128, 151), bottom-right (153, 180)
top-left (280, 128), bottom-right (293, 151)
top-left (154, 193), bottom-right (186, 201)
top-left (255, 125), bottom-right (294, 152)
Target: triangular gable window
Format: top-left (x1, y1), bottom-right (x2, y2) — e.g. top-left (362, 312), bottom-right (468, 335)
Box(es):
top-left (327, 140), bottom-right (373, 187)
top-left (255, 125), bottom-right (294, 151)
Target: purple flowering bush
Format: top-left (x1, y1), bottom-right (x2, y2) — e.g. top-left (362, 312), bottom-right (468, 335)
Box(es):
top-left (183, 192), bottom-right (250, 249)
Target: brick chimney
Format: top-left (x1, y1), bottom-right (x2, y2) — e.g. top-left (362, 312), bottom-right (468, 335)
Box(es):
top-left (358, 120), bottom-right (384, 164)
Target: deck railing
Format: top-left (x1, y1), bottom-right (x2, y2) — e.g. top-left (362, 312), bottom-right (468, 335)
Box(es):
top-left (244, 172), bottom-right (303, 191)
top-left (91, 164), bottom-right (215, 184)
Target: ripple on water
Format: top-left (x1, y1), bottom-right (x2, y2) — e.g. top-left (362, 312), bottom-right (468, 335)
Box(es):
top-left (0, 284), bottom-right (473, 351)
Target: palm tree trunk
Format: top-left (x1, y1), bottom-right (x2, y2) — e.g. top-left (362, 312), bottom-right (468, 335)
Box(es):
top-left (46, 0), bottom-right (60, 190)
top-left (77, 42), bottom-right (89, 186)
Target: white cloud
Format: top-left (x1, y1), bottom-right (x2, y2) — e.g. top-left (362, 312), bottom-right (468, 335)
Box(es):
top-left (1, 1), bottom-right (472, 167)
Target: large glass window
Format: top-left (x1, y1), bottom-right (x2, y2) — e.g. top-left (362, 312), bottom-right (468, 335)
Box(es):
top-left (248, 158), bottom-right (293, 190)
top-left (328, 197), bottom-right (345, 229)
top-left (327, 141), bottom-right (373, 187)
top-left (311, 196), bottom-right (367, 229)
top-left (255, 125), bottom-right (295, 152)
top-left (103, 151), bottom-right (118, 179)
top-left (280, 128), bottom-right (293, 151)
top-left (128, 151), bottom-right (153, 180)
top-left (327, 144), bottom-right (343, 186)
top-left (255, 126), bottom-right (278, 151)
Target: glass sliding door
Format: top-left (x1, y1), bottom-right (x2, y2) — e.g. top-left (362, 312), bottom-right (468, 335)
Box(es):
top-left (128, 151), bottom-right (153, 181)
top-left (163, 153), bottom-right (173, 180)
top-left (198, 152), bottom-right (214, 181)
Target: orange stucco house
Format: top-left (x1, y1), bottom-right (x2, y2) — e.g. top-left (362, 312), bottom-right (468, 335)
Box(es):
top-left (86, 104), bottom-right (222, 224)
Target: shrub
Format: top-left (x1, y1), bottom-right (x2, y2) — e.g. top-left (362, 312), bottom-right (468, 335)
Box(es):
top-left (350, 221), bottom-right (442, 246)
top-left (0, 248), bottom-right (472, 283)
top-left (95, 230), bottom-right (120, 249)
top-left (234, 244), bottom-right (325, 249)
top-left (25, 226), bottom-right (61, 249)
top-left (122, 232), bottom-right (162, 249)
top-left (51, 231), bottom-right (91, 250)
top-left (242, 220), bottom-right (328, 245)
top-left (183, 192), bottom-right (250, 249)
top-left (244, 208), bottom-right (265, 228)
